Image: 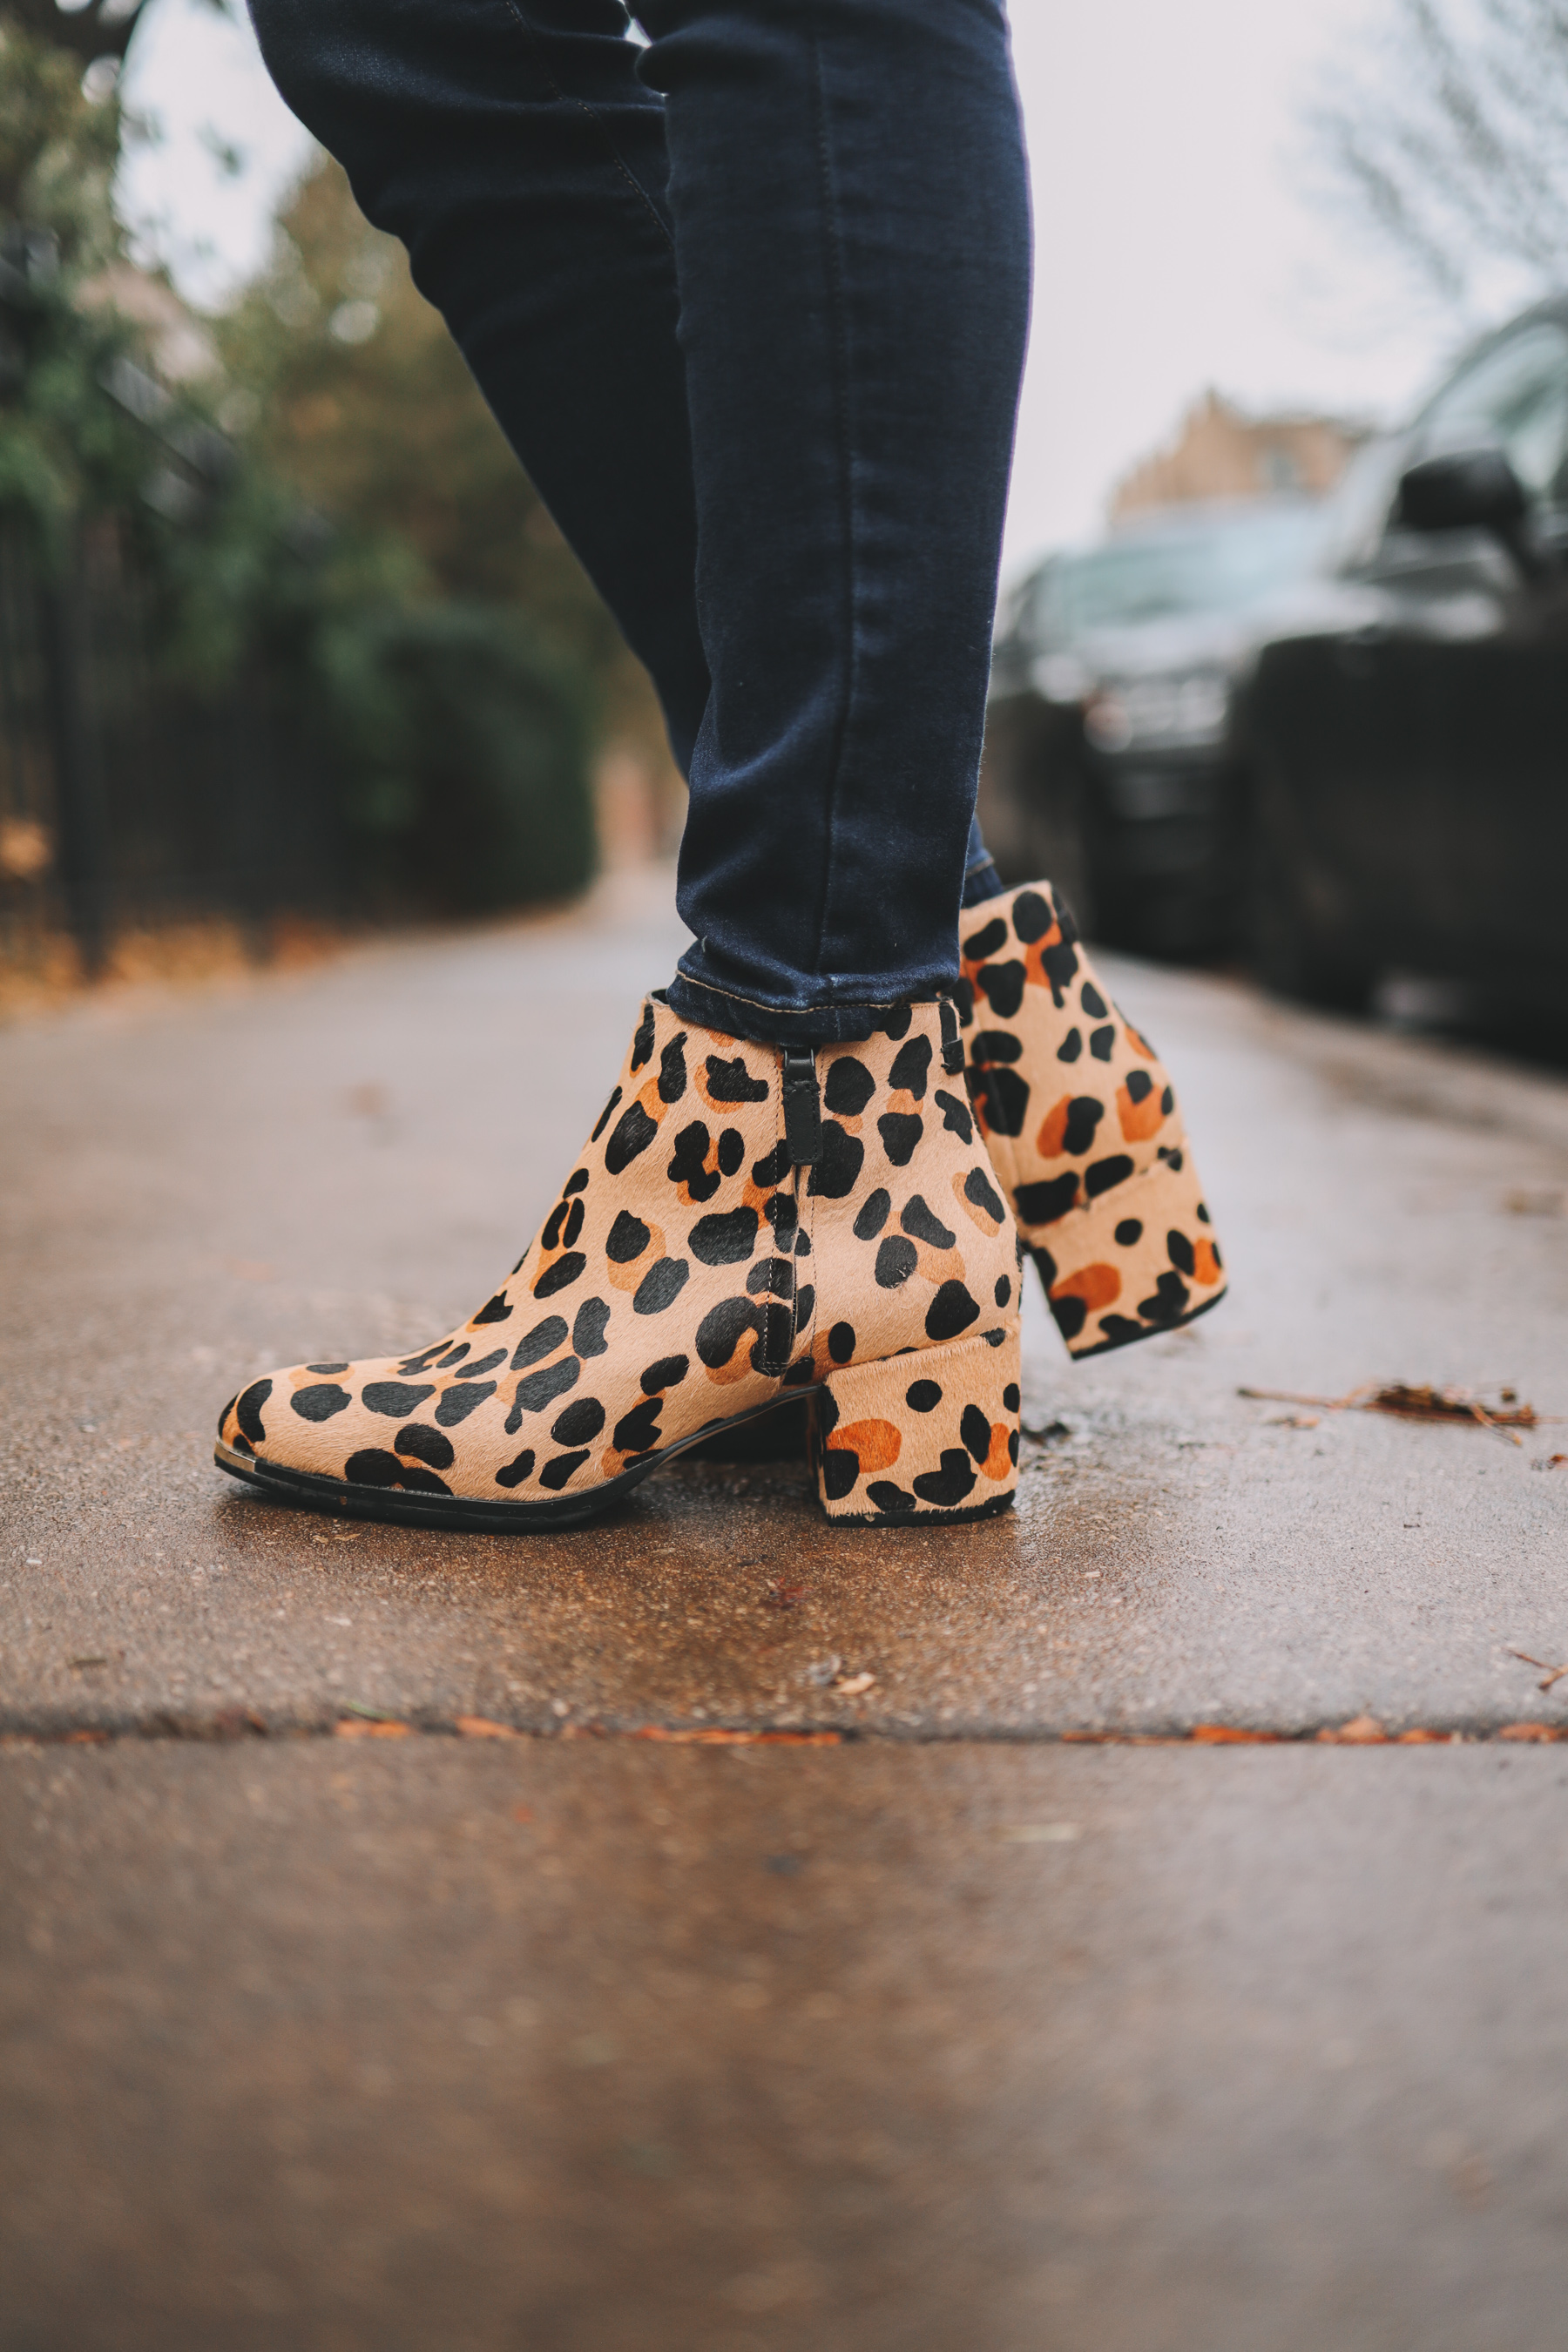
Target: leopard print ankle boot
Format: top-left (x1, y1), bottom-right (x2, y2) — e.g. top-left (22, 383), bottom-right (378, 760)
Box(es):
top-left (216, 991), bottom-right (1022, 1531)
top-left (959, 880), bottom-right (1227, 1357)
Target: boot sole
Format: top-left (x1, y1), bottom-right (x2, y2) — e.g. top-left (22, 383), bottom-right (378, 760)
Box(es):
top-left (213, 1388), bottom-right (1015, 1534)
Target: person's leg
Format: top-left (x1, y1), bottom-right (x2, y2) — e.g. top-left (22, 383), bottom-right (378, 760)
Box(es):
top-left (246, 0), bottom-right (713, 773)
top-left (636, 0), bottom-right (1031, 1040)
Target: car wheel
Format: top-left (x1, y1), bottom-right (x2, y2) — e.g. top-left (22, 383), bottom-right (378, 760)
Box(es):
top-left (1246, 786), bottom-right (1376, 1014)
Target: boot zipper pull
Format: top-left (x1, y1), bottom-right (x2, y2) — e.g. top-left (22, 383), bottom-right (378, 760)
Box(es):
top-left (781, 1045), bottom-right (821, 1166)
top-left (939, 997), bottom-right (965, 1075)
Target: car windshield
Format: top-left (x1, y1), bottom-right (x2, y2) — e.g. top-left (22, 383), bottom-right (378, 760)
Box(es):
top-left (1048, 506), bottom-right (1321, 635)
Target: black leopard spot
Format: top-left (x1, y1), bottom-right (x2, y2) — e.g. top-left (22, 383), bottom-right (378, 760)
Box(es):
top-left (1090, 1024), bottom-right (1116, 1061)
top-left (1085, 1155), bottom-right (1134, 1199)
top-left (1056, 1028), bottom-right (1083, 1062)
top-left (495, 1448), bottom-right (535, 1489)
top-left (435, 1380), bottom-right (496, 1427)
top-left (1125, 1068), bottom-right (1154, 1104)
top-left (217, 1394), bottom-right (240, 1440)
top-left (400, 1343), bottom-right (449, 1375)
top-left (1051, 1294), bottom-right (1089, 1342)
top-left (667, 1121), bottom-right (719, 1201)
top-left (634, 1258), bottom-right (690, 1314)
top-left (954, 976), bottom-right (976, 1021)
top-left (606, 1210), bottom-right (651, 1263)
top-left (961, 1403), bottom-right (992, 1463)
top-left (435, 1343), bottom-right (470, 1370)
top-left (971, 1029), bottom-right (1022, 1064)
top-left (875, 1236), bottom-right (918, 1288)
top-left (824, 1057), bottom-right (875, 1117)
top-left (888, 1035), bottom-right (932, 1099)
top-left (821, 1449), bottom-right (860, 1500)
top-left (540, 1199), bottom-right (569, 1251)
top-left (877, 1112), bottom-right (923, 1166)
top-left (552, 1396), bottom-right (605, 1445)
top-left (591, 1084), bottom-right (623, 1142)
top-left (977, 1065), bottom-right (1029, 1137)
top-left (540, 1450), bottom-right (591, 1490)
top-left (345, 1449), bottom-right (450, 1494)
top-left (362, 1381), bottom-right (436, 1418)
top-left (717, 1126), bottom-right (745, 1175)
top-left (605, 1101), bottom-right (658, 1175)
top-left (573, 1297), bottom-right (611, 1357)
top-left (902, 1194), bottom-right (956, 1249)
top-left (872, 1004), bottom-right (912, 1038)
top-left (1138, 1271), bottom-right (1191, 1324)
top-left (906, 1378), bottom-right (941, 1412)
top-left (641, 1354), bottom-right (688, 1394)
top-left (1098, 1314), bottom-right (1148, 1347)
top-left (631, 1004), bottom-right (655, 1071)
top-left (977, 961), bottom-right (1025, 1018)
top-left (564, 1168), bottom-right (589, 1197)
top-left (854, 1187), bottom-right (891, 1240)
top-left (1161, 1085), bottom-right (1175, 1115)
top-left (1041, 938), bottom-right (1079, 1002)
top-left (1010, 889), bottom-right (1052, 943)
top-left (926, 1281), bottom-right (980, 1341)
top-left (746, 1256), bottom-right (794, 1298)
top-left (962, 916), bottom-right (1007, 961)
top-left (808, 1121), bottom-right (864, 1200)
top-left (867, 1481), bottom-right (918, 1513)
top-left (1197, 1200), bottom-right (1212, 1223)
top-left (767, 1192), bottom-right (799, 1240)
top-left (705, 1054), bottom-right (768, 1103)
top-left (794, 1283), bottom-right (815, 1330)
top-left (964, 1166), bottom-right (1006, 1221)
top-left (511, 1315), bottom-right (568, 1371)
top-left (913, 1450), bottom-right (977, 1508)
top-left (1015, 1175), bottom-right (1080, 1226)
top-left (613, 1396), bottom-right (663, 1453)
top-left (751, 1139), bottom-right (790, 1187)
top-left (534, 1252), bottom-right (585, 1299)
top-left (508, 1355), bottom-right (579, 1429)
top-left (1115, 1219), bottom-right (1144, 1247)
top-left (305, 1362), bottom-right (350, 1376)
top-left (291, 1383), bottom-right (349, 1423)
top-left (695, 1295), bottom-right (764, 1371)
top-left (792, 1223), bottom-right (809, 1254)
top-left (935, 1088), bottom-right (973, 1142)
top-left (994, 1275), bottom-right (1011, 1306)
top-left (470, 1292), bottom-right (512, 1326)
top-left (1081, 981), bottom-right (1107, 1017)
top-left (1060, 1097), bottom-right (1105, 1155)
top-left (659, 1034), bottom-right (688, 1103)
top-left (828, 1321), bottom-right (856, 1363)
top-left (395, 1423), bottom-right (455, 1470)
top-left (1167, 1229), bottom-right (1196, 1275)
top-left (562, 1198), bottom-right (585, 1248)
top-left (689, 1206), bottom-right (760, 1266)
top-left (1004, 1382), bottom-right (1020, 1411)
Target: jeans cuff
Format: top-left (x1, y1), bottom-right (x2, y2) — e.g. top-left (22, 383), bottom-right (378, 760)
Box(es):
top-left (666, 970), bottom-right (928, 1050)
top-left (960, 854), bottom-right (1004, 909)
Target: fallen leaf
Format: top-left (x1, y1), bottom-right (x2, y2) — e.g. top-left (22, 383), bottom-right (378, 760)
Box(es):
top-left (631, 1727), bottom-right (842, 1746)
top-left (833, 1671), bottom-right (875, 1697)
top-left (335, 1717), bottom-right (410, 1740)
top-left (1191, 1723), bottom-right (1281, 1743)
top-left (1318, 1713), bottom-right (1387, 1744)
top-left (1396, 1728), bottom-right (1454, 1743)
top-left (1534, 1455), bottom-right (1568, 1471)
top-left (1498, 1722), bottom-right (1563, 1741)
top-left (1506, 1647), bottom-right (1568, 1693)
top-left (1239, 1382), bottom-right (1554, 1446)
top-left (455, 1715), bottom-right (522, 1740)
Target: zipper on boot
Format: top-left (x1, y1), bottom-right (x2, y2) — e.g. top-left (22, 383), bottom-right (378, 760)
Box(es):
top-left (760, 1046), bottom-right (821, 1380)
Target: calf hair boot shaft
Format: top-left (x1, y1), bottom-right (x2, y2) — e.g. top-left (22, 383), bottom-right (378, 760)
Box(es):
top-left (958, 879), bottom-right (1227, 1357)
top-left (216, 992), bottom-right (1022, 1531)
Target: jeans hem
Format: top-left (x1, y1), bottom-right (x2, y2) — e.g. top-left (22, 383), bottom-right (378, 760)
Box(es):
top-left (666, 970), bottom-right (947, 1050)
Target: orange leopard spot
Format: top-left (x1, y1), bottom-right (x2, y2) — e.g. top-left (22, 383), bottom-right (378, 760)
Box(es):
top-left (1050, 1262), bottom-right (1121, 1312)
top-left (1023, 926), bottom-right (1063, 988)
top-left (982, 1423), bottom-right (1013, 1479)
top-left (1193, 1237), bottom-right (1222, 1286)
top-left (1036, 1094), bottom-right (1074, 1158)
top-left (1116, 1079), bottom-right (1166, 1142)
top-left (828, 1417), bottom-right (902, 1472)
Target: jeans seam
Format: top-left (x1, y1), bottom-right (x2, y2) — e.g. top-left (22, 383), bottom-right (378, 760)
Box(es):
top-left (501, 0), bottom-right (678, 261)
top-left (808, 29), bottom-right (857, 987)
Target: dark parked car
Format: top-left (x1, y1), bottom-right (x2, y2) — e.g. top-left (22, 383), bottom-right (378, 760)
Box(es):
top-left (1236, 298), bottom-right (1568, 1009)
top-left (983, 497), bottom-right (1326, 956)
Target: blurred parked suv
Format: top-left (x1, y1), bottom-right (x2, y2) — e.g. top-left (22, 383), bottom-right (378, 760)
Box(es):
top-left (982, 497), bottom-right (1325, 957)
top-left (1235, 298), bottom-right (1568, 1009)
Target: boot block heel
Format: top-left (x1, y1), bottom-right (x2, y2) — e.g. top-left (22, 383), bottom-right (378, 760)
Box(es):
top-left (812, 1328), bottom-right (1021, 1526)
top-left (1030, 1146), bottom-right (1227, 1359)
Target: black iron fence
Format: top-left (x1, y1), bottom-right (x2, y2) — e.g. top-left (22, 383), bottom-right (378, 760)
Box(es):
top-left (0, 514), bottom-right (346, 977)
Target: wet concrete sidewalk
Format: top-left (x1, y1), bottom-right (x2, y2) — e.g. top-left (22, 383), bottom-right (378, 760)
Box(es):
top-left (3, 876), bottom-right (1568, 2348)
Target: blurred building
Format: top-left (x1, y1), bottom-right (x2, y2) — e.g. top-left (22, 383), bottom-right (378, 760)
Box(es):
top-left (1110, 389), bottom-right (1369, 520)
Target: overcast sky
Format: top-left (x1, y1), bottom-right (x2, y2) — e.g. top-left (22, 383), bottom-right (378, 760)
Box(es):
top-left (118, 0), bottom-right (1467, 578)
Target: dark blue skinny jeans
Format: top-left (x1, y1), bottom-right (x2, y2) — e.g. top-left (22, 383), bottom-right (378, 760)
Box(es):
top-left (247, 0), bottom-right (1030, 1043)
